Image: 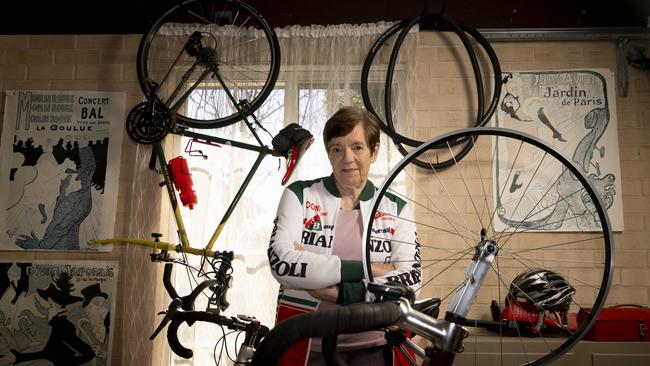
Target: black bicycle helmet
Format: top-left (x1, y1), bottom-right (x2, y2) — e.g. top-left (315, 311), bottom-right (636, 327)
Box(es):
top-left (507, 268), bottom-right (575, 313)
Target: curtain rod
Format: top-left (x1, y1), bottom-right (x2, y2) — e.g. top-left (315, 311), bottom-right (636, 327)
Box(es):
top-left (476, 27), bottom-right (649, 41)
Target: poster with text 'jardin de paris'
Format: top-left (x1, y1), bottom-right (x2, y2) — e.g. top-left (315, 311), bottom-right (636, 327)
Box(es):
top-left (0, 90), bottom-right (125, 251)
top-left (492, 69), bottom-right (623, 232)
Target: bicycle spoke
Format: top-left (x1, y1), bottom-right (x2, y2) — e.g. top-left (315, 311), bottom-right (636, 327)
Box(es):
top-left (386, 185), bottom-right (475, 248)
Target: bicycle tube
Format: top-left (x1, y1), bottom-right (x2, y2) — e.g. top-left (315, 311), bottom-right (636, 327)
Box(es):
top-left (384, 14), bottom-right (502, 170)
top-left (250, 302), bottom-right (401, 365)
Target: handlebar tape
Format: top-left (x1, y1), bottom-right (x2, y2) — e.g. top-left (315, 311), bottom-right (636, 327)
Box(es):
top-left (163, 263), bottom-right (180, 300)
top-left (167, 311), bottom-right (239, 359)
top-left (251, 301), bottom-right (400, 365)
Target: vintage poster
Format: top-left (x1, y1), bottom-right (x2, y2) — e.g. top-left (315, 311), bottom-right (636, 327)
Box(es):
top-left (0, 260), bottom-right (118, 366)
top-left (0, 90), bottom-right (125, 251)
top-left (493, 69), bottom-right (623, 231)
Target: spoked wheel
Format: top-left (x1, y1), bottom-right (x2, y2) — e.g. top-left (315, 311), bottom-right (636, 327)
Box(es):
top-left (137, 0), bottom-right (280, 129)
top-left (365, 127), bottom-right (613, 365)
top-left (361, 14), bottom-right (502, 171)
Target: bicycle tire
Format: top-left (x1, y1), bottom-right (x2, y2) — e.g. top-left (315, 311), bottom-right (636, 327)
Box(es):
top-left (362, 14), bottom-right (502, 170)
top-left (385, 15), bottom-right (502, 147)
top-left (137, 0), bottom-right (280, 129)
top-left (361, 20), bottom-right (405, 136)
top-left (365, 127), bottom-right (613, 365)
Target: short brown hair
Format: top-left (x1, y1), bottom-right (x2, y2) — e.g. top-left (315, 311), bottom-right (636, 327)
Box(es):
top-left (323, 106), bottom-right (380, 151)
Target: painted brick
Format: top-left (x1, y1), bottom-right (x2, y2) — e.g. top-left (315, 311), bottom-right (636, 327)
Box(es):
top-left (622, 179), bottom-right (643, 196)
top-left (2, 80), bottom-right (50, 90)
top-left (6, 49), bottom-right (53, 64)
top-left (618, 145), bottom-right (640, 161)
top-left (617, 110), bottom-right (640, 128)
top-left (0, 65), bottom-right (27, 79)
top-left (606, 286), bottom-right (649, 305)
top-left (417, 46), bottom-right (437, 62)
top-left (622, 195), bottom-right (650, 213)
top-left (581, 42), bottom-right (616, 61)
top-left (437, 46), bottom-right (471, 62)
top-left (125, 35), bottom-right (141, 50)
top-left (415, 62), bottom-right (429, 78)
top-left (642, 111), bottom-right (650, 128)
top-left (75, 64), bottom-right (123, 80)
top-left (101, 48), bottom-right (136, 64)
top-left (616, 250), bottom-right (649, 268)
top-left (618, 129), bottom-right (650, 146)
top-left (96, 81), bottom-right (141, 96)
top-left (77, 35), bottom-right (125, 49)
top-left (492, 45), bottom-right (534, 62)
top-left (0, 36), bottom-right (29, 49)
top-left (28, 64), bottom-right (73, 79)
top-left (30, 35), bottom-right (76, 49)
top-left (415, 78), bottom-right (438, 95)
top-left (640, 145), bottom-right (650, 160)
top-left (533, 43), bottom-right (583, 62)
top-left (439, 78), bottom-right (478, 96)
top-left (633, 77), bottom-right (650, 94)
top-left (434, 94), bottom-right (465, 111)
top-left (55, 49), bottom-right (101, 64)
top-left (620, 269), bottom-right (650, 286)
top-left (623, 214), bottom-right (645, 231)
top-left (415, 95), bottom-right (430, 110)
top-left (429, 61), bottom-right (476, 78)
top-left (122, 64), bottom-right (138, 81)
top-left (50, 80), bottom-right (100, 91)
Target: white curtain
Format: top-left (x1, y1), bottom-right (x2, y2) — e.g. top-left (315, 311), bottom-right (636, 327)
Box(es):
top-left (166, 22), bottom-right (418, 366)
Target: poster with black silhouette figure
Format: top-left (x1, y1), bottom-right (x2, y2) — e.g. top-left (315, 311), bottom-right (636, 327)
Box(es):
top-left (493, 69), bottom-right (623, 231)
top-left (0, 260), bottom-right (118, 366)
top-left (0, 90), bottom-right (125, 251)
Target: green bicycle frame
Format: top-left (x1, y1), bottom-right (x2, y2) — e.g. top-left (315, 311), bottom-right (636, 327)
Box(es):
top-left (154, 52), bottom-right (275, 253)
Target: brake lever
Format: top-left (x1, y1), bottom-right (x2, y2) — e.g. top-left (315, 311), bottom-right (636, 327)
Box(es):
top-left (150, 298), bottom-right (182, 340)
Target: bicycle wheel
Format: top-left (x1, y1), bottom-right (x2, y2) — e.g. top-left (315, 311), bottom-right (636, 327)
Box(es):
top-left (365, 127), bottom-right (613, 365)
top-left (137, 0), bottom-right (280, 129)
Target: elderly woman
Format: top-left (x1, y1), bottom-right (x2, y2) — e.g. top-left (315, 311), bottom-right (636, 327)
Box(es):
top-left (268, 106), bottom-right (421, 365)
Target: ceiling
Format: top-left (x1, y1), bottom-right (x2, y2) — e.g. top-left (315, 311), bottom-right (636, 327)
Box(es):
top-left (1, 0), bottom-right (648, 35)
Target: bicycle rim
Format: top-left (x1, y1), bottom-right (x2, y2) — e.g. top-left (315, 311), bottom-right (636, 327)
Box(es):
top-left (137, 0), bottom-right (280, 129)
top-left (383, 15), bottom-right (502, 171)
top-left (365, 127), bottom-right (613, 365)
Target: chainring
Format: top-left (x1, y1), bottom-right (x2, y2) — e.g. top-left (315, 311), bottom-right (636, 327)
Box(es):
top-left (126, 101), bottom-right (175, 144)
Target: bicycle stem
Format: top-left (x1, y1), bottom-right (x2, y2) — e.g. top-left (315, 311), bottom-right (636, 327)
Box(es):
top-left (447, 240), bottom-right (499, 318)
top-left (397, 299), bottom-right (466, 354)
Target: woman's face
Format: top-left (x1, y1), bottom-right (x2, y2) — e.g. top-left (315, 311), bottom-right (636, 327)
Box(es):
top-left (327, 122), bottom-right (378, 190)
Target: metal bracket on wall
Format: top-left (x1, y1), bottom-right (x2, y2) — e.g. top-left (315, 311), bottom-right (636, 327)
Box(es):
top-left (477, 27), bottom-right (650, 97)
top-left (616, 39), bottom-right (629, 97)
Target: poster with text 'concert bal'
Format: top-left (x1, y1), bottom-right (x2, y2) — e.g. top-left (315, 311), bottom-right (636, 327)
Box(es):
top-left (0, 260), bottom-right (118, 366)
top-left (0, 90), bottom-right (125, 251)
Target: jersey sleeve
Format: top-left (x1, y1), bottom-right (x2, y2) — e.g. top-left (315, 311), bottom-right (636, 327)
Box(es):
top-left (374, 203), bottom-right (422, 296)
top-left (269, 188), bottom-right (362, 289)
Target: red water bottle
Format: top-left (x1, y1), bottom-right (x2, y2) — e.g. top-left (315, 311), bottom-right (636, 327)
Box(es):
top-left (168, 156), bottom-right (197, 209)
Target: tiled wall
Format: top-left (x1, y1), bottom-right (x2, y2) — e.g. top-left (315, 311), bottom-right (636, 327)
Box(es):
top-left (0, 32), bottom-right (647, 365)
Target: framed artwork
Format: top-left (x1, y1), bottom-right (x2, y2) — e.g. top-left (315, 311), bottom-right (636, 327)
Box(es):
top-left (0, 91), bottom-right (125, 251)
top-left (493, 69), bottom-right (623, 231)
top-left (0, 260), bottom-right (118, 365)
